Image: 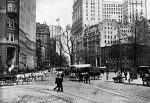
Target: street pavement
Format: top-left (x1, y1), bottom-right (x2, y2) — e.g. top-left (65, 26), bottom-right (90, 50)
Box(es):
top-left (0, 72), bottom-right (150, 103)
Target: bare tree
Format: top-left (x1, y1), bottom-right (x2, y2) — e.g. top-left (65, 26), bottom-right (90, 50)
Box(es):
top-left (60, 24), bottom-right (75, 65)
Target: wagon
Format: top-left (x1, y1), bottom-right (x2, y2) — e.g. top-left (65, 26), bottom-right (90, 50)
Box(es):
top-left (112, 76), bottom-right (124, 83)
top-left (69, 64), bottom-right (90, 81)
top-left (0, 75), bottom-right (17, 86)
top-left (142, 76), bottom-right (150, 86)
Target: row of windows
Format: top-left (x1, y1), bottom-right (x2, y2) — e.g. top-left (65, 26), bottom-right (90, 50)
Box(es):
top-left (102, 4), bottom-right (122, 7)
top-left (86, 17), bottom-right (101, 21)
top-left (104, 35), bottom-right (116, 39)
top-left (104, 26), bottom-right (113, 30)
top-left (104, 31), bottom-right (113, 34)
top-left (86, 13), bottom-right (100, 17)
top-left (103, 11), bottom-right (122, 15)
top-left (104, 40), bottom-right (113, 45)
top-left (103, 8), bottom-right (122, 11)
top-left (86, 9), bottom-right (100, 13)
top-left (121, 30), bottom-right (131, 33)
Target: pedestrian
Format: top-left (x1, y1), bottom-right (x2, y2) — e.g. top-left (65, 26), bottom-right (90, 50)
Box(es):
top-left (84, 72), bottom-right (90, 83)
top-left (78, 73), bottom-right (83, 82)
top-left (124, 70), bottom-right (127, 80)
top-left (117, 71), bottom-right (122, 82)
top-left (61, 72), bottom-right (64, 82)
top-left (53, 74), bottom-right (63, 92)
top-left (129, 71), bottom-right (133, 82)
top-left (58, 75), bottom-right (63, 92)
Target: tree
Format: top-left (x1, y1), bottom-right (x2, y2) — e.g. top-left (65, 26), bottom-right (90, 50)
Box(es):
top-left (61, 24), bottom-right (75, 65)
top-left (108, 16), bottom-right (150, 73)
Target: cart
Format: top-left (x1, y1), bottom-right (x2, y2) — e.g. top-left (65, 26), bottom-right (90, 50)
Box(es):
top-left (0, 75), bottom-right (17, 86)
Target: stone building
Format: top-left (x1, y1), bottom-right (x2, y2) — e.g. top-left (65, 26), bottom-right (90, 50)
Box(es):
top-left (0, 0), bottom-right (36, 72)
top-left (36, 22), bottom-right (50, 69)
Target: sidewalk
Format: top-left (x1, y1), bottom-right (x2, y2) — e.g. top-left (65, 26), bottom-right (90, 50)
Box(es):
top-left (103, 72), bottom-right (143, 85)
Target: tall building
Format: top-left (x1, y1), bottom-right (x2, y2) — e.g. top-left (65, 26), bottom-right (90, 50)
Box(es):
top-left (49, 25), bottom-right (61, 39)
top-left (36, 22), bottom-right (50, 68)
top-left (123, 0), bottom-right (147, 23)
top-left (83, 24), bottom-right (101, 66)
top-left (49, 25), bottom-right (62, 53)
top-left (72, 0), bottom-right (123, 64)
top-left (102, 1), bottom-right (123, 22)
top-left (19, 0), bottom-right (36, 69)
top-left (0, 0), bottom-right (36, 72)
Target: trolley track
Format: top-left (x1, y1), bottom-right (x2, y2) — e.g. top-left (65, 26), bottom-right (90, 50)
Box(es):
top-left (18, 82), bottom-right (150, 103)
top-left (86, 83), bottom-right (150, 103)
top-left (15, 85), bottom-right (97, 103)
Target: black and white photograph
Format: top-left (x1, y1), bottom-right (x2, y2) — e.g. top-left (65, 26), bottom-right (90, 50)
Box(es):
top-left (0, 0), bottom-right (150, 102)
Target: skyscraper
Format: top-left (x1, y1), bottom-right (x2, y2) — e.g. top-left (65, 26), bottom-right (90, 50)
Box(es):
top-left (72, 0), bottom-right (123, 63)
top-left (123, 0), bottom-right (147, 23)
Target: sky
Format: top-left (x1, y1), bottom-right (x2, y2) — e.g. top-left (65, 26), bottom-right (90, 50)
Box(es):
top-left (36, 0), bottom-right (150, 29)
top-left (36, 0), bottom-right (73, 29)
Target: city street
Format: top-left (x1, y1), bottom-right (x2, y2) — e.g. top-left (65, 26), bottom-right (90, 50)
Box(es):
top-left (1, 72), bottom-right (150, 103)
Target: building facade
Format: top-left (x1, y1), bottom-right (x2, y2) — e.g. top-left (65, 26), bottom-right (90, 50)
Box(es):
top-left (123, 0), bottom-right (147, 23)
top-left (36, 22), bottom-right (50, 68)
top-left (72, 0), bottom-right (123, 64)
top-left (83, 24), bottom-right (101, 67)
top-left (49, 25), bottom-right (62, 54)
top-left (0, 0), bottom-right (36, 72)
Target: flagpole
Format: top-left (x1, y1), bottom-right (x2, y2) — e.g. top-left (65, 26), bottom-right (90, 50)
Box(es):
top-left (56, 18), bottom-right (60, 26)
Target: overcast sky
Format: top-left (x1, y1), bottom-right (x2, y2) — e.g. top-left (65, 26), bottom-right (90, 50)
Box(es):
top-left (36, 0), bottom-right (150, 29)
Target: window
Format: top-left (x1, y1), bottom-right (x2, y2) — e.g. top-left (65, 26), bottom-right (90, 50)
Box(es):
top-left (7, 18), bottom-right (14, 27)
top-left (7, 2), bottom-right (17, 12)
top-left (7, 32), bottom-right (14, 42)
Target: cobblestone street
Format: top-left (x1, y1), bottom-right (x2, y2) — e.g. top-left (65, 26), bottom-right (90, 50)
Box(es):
top-left (0, 72), bottom-right (150, 103)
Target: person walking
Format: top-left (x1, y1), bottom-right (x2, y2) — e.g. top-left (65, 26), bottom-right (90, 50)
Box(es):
top-left (58, 74), bottom-right (63, 92)
top-left (130, 71), bottom-right (133, 81)
top-left (84, 72), bottom-right (90, 84)
top-left (53, 74), bottom-right (63, 92)
top-left (61, 72), bottom-right (64, 82)
top-left (124, 70), bottom-right (127, 80)
top-left (53, 74), bottom-right (60, 91)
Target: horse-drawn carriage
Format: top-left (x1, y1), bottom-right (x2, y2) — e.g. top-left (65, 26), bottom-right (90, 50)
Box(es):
top-left (69, 64), bottom-right (102, 81)
top-left (138, 66), bottom-right (150, 86)
top-left (0, 75), bottom-right (17, 86)
top-left (0, 69), bottom-right (49, 86)
top-left (69, 64), bottom-right (90, 81)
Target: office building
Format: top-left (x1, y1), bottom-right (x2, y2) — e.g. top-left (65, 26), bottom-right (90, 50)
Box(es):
top-left (36, 22), bottom-right (50, 68)
top-left (123, 0), bottom-right (147, 23)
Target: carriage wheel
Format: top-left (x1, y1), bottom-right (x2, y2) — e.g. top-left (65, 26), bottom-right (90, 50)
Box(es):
top-left (0, 81), bottom-right (2, 86)
top-left (3, 80), bottom-right (9, 86)
top-left (8, 80), bottom-right (14, 85)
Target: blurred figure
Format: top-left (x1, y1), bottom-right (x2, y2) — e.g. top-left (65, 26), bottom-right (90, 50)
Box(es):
top-left (84, 72), bottom-right (90, 84)
top-left (117, 71), bottom-right (122, 82)
top-left (61, 72), bottom-right (64, 82)
top-left (78, 73), bottom-right (83, 82)
top-left (124, 70), bottom-right (127, 80)
top-left (53, 74), bottom-right (63, 92)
